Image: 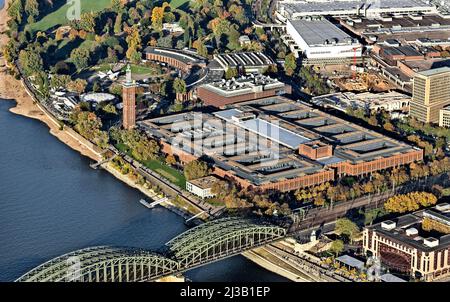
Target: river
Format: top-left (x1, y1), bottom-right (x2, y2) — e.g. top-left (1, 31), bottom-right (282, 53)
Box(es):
top-left (0, 99), bottom-right (287, 282)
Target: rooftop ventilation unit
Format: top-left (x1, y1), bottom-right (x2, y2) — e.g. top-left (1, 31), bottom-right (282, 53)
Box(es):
top-left (381, 220), bottom-right (396, 230)
top-left (424, 237), bottom-right (439, 248)
top-left (406, 228), bottom-right (418, 236)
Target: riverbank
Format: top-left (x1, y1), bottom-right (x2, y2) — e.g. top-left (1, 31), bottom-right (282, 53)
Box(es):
top-left (103, 162), bottom-right (195, 219)
top-left (0, 1), bottom-right (101, 162)
top-left (242, 247), bottom-right (316, 282)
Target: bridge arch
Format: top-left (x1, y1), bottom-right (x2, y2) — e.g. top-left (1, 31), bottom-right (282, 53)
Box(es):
top-left (16, 218), bottom-right (287, 282)
top-left (16, 246), bottom-right (179, 282)
top-left (166, 218), bottom-right (286, 269)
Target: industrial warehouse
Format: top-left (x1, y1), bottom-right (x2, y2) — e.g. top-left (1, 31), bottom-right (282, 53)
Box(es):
top-left (284, 17), bottom-right (362, 63)
top-left (276, 0), bottom-right (439, 20)
top-left (138, 96), bottom-right (423, 192)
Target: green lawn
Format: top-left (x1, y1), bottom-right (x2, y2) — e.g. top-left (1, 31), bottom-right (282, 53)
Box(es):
top-left (129, 64), bottom-right (155, 75)
top-left (144, 159), bottom-right (187, 189)
top-left (115, 143), bottom-right (186, 188)
top-left (28, 0), bottom-right (112, 33)
top-left (170, 0), bottom-right (191, 9)
top-left (115, 143), bottom-right (131, 155)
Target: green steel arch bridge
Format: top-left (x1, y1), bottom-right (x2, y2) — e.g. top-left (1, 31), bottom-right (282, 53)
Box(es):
top-left (16, 217), bottom-right (287, 282)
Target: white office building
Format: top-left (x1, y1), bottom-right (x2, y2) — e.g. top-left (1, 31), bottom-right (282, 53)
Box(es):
top-left (186, 176), bottom-right (220, 199)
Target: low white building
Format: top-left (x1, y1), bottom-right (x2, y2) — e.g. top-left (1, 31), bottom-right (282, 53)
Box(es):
top-left (186, 176), bottom-right (220, 199)
top-left (163, 23), bottom-right (184, 34)
top-left (284, 18), bottom-right (362, 63)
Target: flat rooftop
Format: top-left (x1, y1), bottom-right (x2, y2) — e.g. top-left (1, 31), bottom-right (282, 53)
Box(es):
top-left (144, 47), bottom-right (206, 65)
top-left (215, 109), bottom-right (311, 149)
top-left (382, 45), bottom-right (423, 58)
top-left (138, 96), bottom-right (420, 188)
top-left (187, 175), bottom-right (220, 190)
top-left (335, 255), bottom-right (365, 270)
top-left (288, 18), bottom-right (356, 47)
top-left (369, 209), bottom-right (450, 252)
top-left (417, 66), bottom-right (450, 77)
top-left (280, 0), bottom-right (436, 16)
top-left (338, 14), bottom-right (450, 42)
top-left (200, 75), bottom-right (286, 97)
top-left (402, 58), bottom-right (450, 73)
top-left (342, 14), bottom-right (450, 32)
top-left (213, 52), bottom-right (274, 68)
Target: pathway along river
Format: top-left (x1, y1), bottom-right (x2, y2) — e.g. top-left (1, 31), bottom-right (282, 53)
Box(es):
top-left (0, 99), bottom-right (287, 282)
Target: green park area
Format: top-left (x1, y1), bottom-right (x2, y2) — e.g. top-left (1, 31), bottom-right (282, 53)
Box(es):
top-left (28, 0), bottom-right (189, 33)
top-left (144, 159), bottom-right (187, 189)
top-left (28, 0), bottom-right (112, 33)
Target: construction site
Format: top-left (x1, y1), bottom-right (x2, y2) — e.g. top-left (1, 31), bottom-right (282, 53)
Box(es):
top-left (333, 71), bottom-right (395, 93)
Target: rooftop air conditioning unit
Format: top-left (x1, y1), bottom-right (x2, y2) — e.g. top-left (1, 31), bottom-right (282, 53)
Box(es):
top-left (406, 228), bottom-right (418, 236)
top-left (424, 237), bottom-right (439, 248)
top-left (381, 220), bottom-right (397, 230)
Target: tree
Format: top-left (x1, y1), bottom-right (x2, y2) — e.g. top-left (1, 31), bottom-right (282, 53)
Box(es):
top-left (330, 240), bottom-right (344, 257)
top-left (183, 160), bottom-right (209, 180)
top-left (126, 25), bottom-right (142, 61)
top-left (8, 0), bottom-right (24, 24)
top-left (335, 218), bottom-right (360, 243)
top-left (2, 40), bottom-right (19, 66)
top-left (114, 13), bottom-right (123, 34)
top-left (50, 74), bottom-right (71, 89)
top-left (165, 154), bottom-right (177, 166)
top-left (157, 35), bottom-right (173, 48)
top-left (24, 0), bottom-right (39, 23)
top-left (368, 115), bottom-right (378, 127)
top-left (102, 103), bottom-right (117, 115)
top-left (70, 48), bottom-right (90, 71)
top-left (111, 0), bottom-right (124, 13)
top-left (173, 78), bottom-right (187, 94)
top-left (151, 3), bottom-right (170, 30)
top-left (70, 108), bottom-right (109, 149)
top-left (208, 18), bottom-right (231, 49)
top-left (211, 180), bottom-right (232, 199)
top-left (284, 53), bottom-right (297, 76)
top-left (383, 122), bottom-right (395, 132)
top-left (225, 67), bottom-right (238, 79)
top-left (384, 192), bottom-right (438, 213)
top-left (111, 128), bottom-right (160, 161)
top-left (76, 12), bottom-right (97, 32)
top-left (67, 79), bottom-right (88, 94)
top-left (19, 49), bottom-right (43, 76)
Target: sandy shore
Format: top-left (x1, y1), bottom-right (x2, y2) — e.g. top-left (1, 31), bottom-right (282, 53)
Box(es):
top-left (0, 0), bottom-right (100, 161)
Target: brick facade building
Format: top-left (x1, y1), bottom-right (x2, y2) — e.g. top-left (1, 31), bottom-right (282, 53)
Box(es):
top-left (364, 206), bottom-right (450, 281)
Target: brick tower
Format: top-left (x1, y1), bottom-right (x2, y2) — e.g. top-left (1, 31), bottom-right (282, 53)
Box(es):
top-left (122, 64), bottom-right (136, 130)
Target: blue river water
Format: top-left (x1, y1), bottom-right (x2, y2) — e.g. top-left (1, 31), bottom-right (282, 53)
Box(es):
top-left (0, 99), bottom-right (287, 282)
